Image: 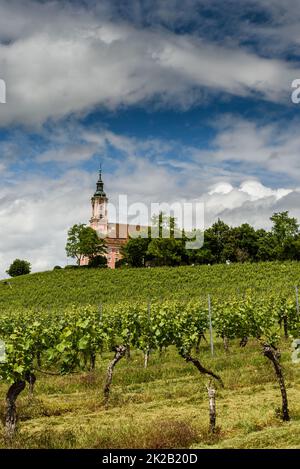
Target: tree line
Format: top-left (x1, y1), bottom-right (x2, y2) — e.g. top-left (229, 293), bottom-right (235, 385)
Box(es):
top-left (63, 211), bottom-right (300, 269)
top-left (120, 211), bottom-right (300, 267)
top-left (5, 211), bottom-right (300, 277)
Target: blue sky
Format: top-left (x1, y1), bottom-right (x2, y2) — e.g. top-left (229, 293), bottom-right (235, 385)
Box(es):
top-left (1, 0), bottom-right (300, 275)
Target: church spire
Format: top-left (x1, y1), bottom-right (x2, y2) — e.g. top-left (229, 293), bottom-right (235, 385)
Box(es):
top-left (94, 165), bottom-right (106, 197)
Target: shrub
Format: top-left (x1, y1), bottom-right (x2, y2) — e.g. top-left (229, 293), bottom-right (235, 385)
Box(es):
top-left (6, 259), bottom-right (31, 277)
top-left (88, 255), bottom-right (107, 268)
top-left (115, 258), bottom-right (128, 268)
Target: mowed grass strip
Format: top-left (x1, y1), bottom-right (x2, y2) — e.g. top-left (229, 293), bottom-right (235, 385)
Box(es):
top-left (0, 338), bottom-right (300, 448)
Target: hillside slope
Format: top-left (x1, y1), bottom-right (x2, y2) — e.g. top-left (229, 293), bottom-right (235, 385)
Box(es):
top-left (1, 261), bottom-right (300, 311)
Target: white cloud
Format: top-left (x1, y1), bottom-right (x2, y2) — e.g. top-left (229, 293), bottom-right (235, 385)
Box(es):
top-left (209, 182), bottom-right (233, 195)
top-left (27, 115), bottom-right (300, 183)
top-left (0, 155), bottom-right (298, 279)
top-left (0, 170), bottom-right (91, 278)
top-left (199, 180), bottom-right (299, 229)
top-left (1, 1), bottom-right (300, 276)
top-left (0, 0), bottom-right (299, 126)
top-left (190, 116), bottom-right (300, 180)
top-left (37, 144), bottom-right (97, 164)
top-left (239, 180), bottom-right (292, 200)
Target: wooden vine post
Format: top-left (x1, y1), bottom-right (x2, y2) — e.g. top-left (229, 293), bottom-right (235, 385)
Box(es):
top-left (208, 294), bottom-right (214, 357)
top-left (206, 380), bottom-right (217, 433)
top-left (144, 300), bottom-right (151, 368)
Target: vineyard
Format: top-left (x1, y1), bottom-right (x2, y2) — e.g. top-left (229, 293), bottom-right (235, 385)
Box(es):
top-left (1, 262), bottom-right (300, 448)
top-left (1, 261), bottom-right (300, 309)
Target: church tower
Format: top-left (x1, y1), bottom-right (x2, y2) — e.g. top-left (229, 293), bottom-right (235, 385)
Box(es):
top-left (90, 169), bottom-right (108, 237)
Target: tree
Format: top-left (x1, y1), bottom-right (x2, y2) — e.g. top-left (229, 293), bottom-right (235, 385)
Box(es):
top-left (204, 219), bottom-right (232, 263)
top-left (151, 212), bottom-right (166, 238)
top-left (224, 224), bottom-right (259, 262)
top-left (121, 237), bottom-right (151, 267)
top-left (66, 224), bottom-right (106, 265)
top-left (6, 259), bottom-right (31, 277)
top-left (270, 211), bottom-right (299, 246)
top-left (282, 236), bottom-right (300, 261)
top-left (88, 255), bottom-right (107, 268)
top-left (255, 230), bottom-right (276, 261)
top-left (145, 213), bottom-right (187, 266)
top-left (151, 212), bottom-right (183, 239)
top-left (147, 238), bottom-right (186, 266)
top-left (234, 224), bottom-right (258, 258)
top-left (187, 246), bottom-right (215, 265)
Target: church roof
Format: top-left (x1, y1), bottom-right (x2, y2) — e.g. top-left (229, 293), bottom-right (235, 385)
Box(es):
top-left (107, 223), bottom-right (149, 240)
top-left (94, 169), bottom-right (106, 197)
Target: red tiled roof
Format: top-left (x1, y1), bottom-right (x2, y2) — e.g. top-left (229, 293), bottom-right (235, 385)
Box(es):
top-left (107, 223), bottom-right (149, 240)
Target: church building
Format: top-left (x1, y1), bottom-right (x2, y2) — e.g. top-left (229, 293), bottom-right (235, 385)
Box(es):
top-left (80, 170), bottom-right (142, 269)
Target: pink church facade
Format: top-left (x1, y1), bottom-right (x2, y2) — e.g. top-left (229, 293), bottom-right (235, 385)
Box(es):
top-left (80, 170), bottom-right (140, 269)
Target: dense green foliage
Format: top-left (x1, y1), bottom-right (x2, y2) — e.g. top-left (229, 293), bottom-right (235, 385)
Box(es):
top-left (1, 261), bottom-right (300, 311)
top-left (65, 224), bottom-right (106, 265)
top-left (0, 291), bottom-right (299, 385)
top-left (6, 259), bottom-right (31, 278)
top-left (121, 211), bottom-right (300, 267)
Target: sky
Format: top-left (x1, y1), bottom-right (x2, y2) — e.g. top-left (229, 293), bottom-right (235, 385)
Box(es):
top-left (1, 0), bottom-right (300, 276)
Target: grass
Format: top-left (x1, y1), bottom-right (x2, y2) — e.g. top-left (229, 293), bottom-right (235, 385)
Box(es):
top-left (0, 337), bottom-right (300, 449)
top-left (1, 262), bottom-right (300, 448)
